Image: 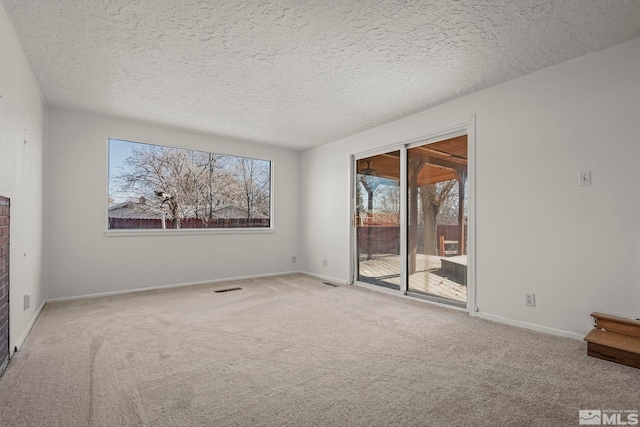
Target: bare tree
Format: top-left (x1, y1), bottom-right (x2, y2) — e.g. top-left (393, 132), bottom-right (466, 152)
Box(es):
top-left (376, 185), bottom-right (400, 215)
top-left (232, 157), bottom-right (270, 219)
top-left (113, 144), bottom-right (238, 227)
top-left (115, 145), bottom-right (181, 224)
top-left (419, 180), bottom-right (457, 255)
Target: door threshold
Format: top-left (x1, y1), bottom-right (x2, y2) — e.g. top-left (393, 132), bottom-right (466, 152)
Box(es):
top-left (353, 281), bottom-right (468, 312)
top-left (405, 291), bottom-right (467, 309)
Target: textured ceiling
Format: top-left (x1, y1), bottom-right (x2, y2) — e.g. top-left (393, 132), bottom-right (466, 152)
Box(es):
top-left (3, 1), bottom-right (640, 149)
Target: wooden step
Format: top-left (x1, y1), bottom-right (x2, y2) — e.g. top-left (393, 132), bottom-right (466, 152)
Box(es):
top-left (584, 329), bottom-right (640, 369)
top-left (591, 311), bottom-right (640, 338)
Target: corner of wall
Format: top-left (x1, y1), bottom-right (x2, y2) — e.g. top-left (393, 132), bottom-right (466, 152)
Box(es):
top-left (0, 1), bottom-right (48, 355)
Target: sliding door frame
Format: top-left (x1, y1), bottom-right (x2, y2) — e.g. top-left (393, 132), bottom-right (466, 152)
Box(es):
top-left (350, 145), bottom-right (406, 292)
top-left (349, 116), bottom-right (477, 314)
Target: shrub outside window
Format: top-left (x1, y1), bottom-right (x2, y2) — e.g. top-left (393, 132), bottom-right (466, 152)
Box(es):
top-left (108, 139), bottom-right (271, 230)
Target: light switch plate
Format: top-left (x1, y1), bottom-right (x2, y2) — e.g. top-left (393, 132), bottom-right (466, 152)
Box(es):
top-left (579, 171), bottom-right (591, 186)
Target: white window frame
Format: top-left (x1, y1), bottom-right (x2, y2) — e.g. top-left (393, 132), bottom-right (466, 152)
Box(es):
top-left (104, 138), bottom-right (275, 237)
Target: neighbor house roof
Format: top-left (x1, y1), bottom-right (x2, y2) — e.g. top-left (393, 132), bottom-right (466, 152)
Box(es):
top-left (109, 201), bottom-right (267, 219)
top-left (108, 200), bottom-right (160, 219)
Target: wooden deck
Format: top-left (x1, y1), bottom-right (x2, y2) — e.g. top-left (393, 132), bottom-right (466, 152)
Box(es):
top-left (358, 254), bottom-right (467, 303)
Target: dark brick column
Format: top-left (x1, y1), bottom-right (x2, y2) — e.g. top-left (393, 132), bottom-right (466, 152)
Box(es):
top-left (0, 196), bottom-right (9, 374)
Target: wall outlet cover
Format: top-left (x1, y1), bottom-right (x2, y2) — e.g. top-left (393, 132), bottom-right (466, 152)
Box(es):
top-left (525, 293), bottom-right (535, 307)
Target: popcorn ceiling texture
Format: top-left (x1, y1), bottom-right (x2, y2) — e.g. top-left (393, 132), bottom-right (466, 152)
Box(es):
top-left (3, 0), bottom-right (640, 149)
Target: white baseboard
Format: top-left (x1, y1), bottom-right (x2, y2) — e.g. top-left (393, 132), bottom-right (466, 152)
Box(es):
top-left (302, 272), bottom-right (585, 341)
top-left (13, 299), bottom-right (46, 354)
top-left (475, 312), bottom-right (585, 341)
top-left (300, 271), bottom-right (347, 285)
top-left (46, 270), bottom-right (301, 303)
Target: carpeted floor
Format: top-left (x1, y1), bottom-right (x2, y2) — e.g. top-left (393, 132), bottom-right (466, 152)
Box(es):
top-left (0, 274), bottom-right (638, 426)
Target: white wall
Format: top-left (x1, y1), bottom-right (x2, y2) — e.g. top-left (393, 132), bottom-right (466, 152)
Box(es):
top-left (0, 5), bottom-right (47, 351)
top-left (300, 37), bottom-right (640, 338)
top-left (46, 108), bottom-right (299, 300)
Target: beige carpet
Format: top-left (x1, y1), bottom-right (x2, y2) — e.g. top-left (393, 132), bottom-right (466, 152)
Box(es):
top-left (0, 274), bottom-right (638, 426)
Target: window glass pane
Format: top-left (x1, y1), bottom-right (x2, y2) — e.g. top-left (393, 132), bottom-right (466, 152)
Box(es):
top-left (108, 139), bottom-right (271, 229)
top-left (355, 151), bottom-right (401, 290)
top-left (407, 136), bottom-right (467, 305)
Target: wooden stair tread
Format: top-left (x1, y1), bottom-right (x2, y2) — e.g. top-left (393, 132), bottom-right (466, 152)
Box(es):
top-left (590, 312), bottom-right (640, 338)
top-left (584, 329), bottom-right (640, 354)
top-left (595, 318), bottom-right (640, 338)
top-left (591, 312), bottom-right (640, 327)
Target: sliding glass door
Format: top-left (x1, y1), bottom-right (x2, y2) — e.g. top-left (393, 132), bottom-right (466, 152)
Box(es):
top-left (353, 134), bottom-right (469, 308)
top-left (355, 151), bottom-right (401, 290)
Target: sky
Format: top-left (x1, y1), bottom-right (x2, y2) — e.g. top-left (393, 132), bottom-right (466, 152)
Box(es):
top-left (108, 139), bottom-right (133, 173)
top-left (108, 139), bottom-right (136, 203)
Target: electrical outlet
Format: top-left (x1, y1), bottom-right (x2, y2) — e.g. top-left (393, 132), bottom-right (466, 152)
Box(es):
top-left (525, 293), bottom-right (535, 307)
top-left (24, 293), bottom-right (31, 310)
top-left (322, 259), bottom-right (328, 267)
top-left (292, 256), bottom-right (296, 264)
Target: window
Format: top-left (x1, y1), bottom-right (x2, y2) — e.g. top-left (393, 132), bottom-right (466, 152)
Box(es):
top-left (108, 139), bottom-right (271, 230)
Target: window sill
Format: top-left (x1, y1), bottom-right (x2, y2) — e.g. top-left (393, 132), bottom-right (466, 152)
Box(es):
top-left (104, 227), bottom-right (274, 237)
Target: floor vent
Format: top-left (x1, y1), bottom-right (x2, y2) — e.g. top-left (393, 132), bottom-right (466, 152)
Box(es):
top-left (214, 287), bottom-right (242, 293)
top-left (322, 282), bottom-right (339, 287)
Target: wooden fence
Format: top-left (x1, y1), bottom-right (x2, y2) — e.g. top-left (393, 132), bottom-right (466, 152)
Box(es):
top-left (109, 217), bottom-right (270, 229)
top-left (357, 224), bottom-right (467, 256)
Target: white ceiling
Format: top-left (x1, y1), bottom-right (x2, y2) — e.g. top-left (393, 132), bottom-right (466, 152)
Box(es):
top-left (3, 1), bottom-right (640, 150)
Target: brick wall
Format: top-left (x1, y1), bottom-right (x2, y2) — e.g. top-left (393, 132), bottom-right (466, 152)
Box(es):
top-left (0, 196), bottom-right (9, 373)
